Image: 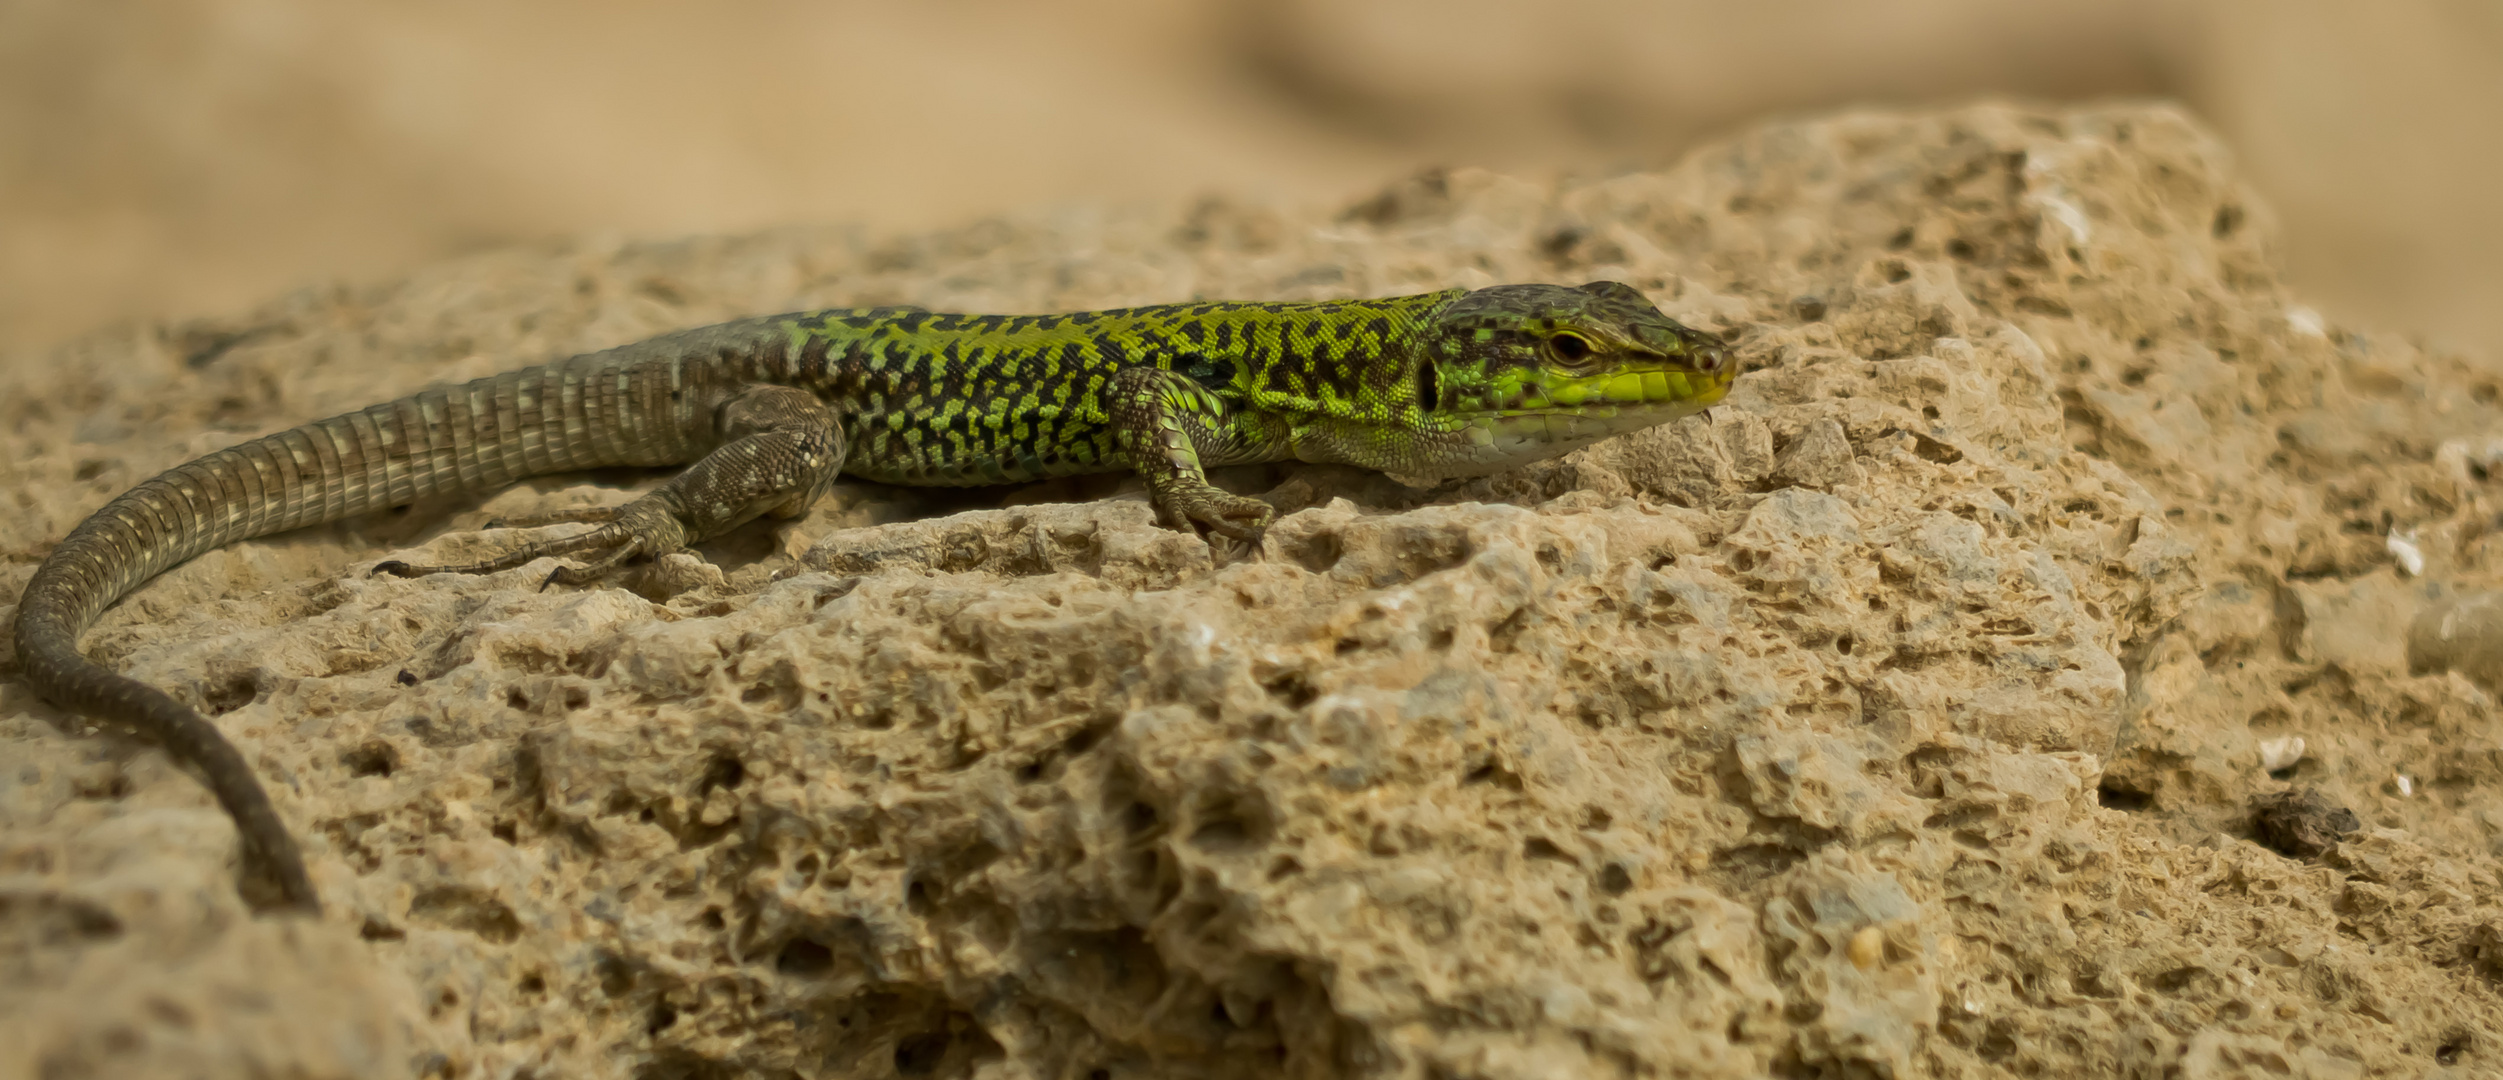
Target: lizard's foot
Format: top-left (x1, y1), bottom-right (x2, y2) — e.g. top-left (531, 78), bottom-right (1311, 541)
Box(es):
top-left (1155, 489), bottom-right (1275, 564)
top-left (538, 537), bottom-right (658, 589)
top-left (374, 499), bottom-right (688, 585)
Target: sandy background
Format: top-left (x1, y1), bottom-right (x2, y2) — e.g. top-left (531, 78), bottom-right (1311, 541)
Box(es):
top-left (5, 1), bottom-right (2503, 367)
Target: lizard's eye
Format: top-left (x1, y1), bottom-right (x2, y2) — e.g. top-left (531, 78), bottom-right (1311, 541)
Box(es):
top-left (1548, 332), bottom-right (1596, 365)
top-left (1415, 360), bottom-right (1441, 411)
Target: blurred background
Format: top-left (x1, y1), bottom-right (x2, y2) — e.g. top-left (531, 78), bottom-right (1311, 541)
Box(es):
top-left (3, 0), bottom-right (2499, 361)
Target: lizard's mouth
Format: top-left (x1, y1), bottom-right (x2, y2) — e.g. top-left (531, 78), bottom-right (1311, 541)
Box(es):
top-left (1418, 354), bottom-right (1737, 478)
top-left (1465, 360), bottom-right (1733, 414)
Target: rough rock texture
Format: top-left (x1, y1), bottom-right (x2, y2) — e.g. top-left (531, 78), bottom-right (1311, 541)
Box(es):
top-left (5, 102), bottom-right (2503, 1078)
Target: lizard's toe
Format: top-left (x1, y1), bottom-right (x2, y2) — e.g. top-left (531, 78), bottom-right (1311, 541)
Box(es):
top-left (1194, 496), bottom-right (1276, 543)
top-left (1208, 530), bottom-right (1268, 567)
top-left (1151, 490), bottom-right (1275, 544)
top-left (1187, 498), bottom-right (1273, 568)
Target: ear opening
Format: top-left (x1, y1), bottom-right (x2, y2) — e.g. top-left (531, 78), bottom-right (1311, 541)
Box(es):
top-left (1415, 360), bottom-right (1441, 411)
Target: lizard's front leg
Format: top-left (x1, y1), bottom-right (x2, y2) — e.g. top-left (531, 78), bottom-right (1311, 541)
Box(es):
top-left (1107, 365), bottom-right (1277, 552)
top-left (376, 384), bottom-right (845, 585)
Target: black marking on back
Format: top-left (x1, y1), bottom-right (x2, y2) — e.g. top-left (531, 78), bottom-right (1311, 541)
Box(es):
top-left (1182, 355), bottom-right (1235, 388)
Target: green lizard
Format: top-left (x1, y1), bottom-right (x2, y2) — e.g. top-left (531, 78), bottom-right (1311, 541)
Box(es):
top-left (14, 281), bottom-right (1734, 914)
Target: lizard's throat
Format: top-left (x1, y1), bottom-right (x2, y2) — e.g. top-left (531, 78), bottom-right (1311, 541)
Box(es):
top-left (1413, 390), bottom-right (1729, 479)
top-left (1404, 360), bottom-right (1734, 479)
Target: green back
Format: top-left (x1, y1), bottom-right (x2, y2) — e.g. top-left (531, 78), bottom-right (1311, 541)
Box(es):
top-left (774, 292), bottom-right (1461, 485)
top-left (753, 281), bottom-right (1733, 485)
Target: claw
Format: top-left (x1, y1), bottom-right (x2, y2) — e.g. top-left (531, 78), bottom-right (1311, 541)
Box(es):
top-left (1207, 530), bottom-right (1268, 568)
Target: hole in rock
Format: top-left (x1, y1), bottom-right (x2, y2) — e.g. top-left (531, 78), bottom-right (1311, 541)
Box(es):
top-left (776, 938), bottom-right (835, 977)
top-left (894, 1030), bottom-right (953, 1075)
top-left (1599, 864), bottom-right (1634, 895)
top-left (2097, 782), bottom-right (2153, 812)
top-left (343, 741), bottom-right (399, 778)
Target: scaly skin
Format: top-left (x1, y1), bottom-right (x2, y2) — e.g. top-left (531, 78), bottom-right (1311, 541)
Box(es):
top-left (14, 280), bottom-right (1734, 913)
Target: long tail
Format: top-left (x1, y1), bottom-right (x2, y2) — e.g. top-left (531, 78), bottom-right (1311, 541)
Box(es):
top-left (11, 324), bottom-right (765, 912)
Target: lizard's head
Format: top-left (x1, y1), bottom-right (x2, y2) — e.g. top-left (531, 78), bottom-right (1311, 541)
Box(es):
top-left (1407, 281), bottom-right (1735, 476)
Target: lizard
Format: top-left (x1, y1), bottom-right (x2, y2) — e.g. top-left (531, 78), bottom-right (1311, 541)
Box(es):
top-left (12, 280), bottom-right (1735, 915)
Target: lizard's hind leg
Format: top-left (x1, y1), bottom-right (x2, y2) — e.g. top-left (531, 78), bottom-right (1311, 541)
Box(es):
top-left (375, 385), bottom-right (845, 584)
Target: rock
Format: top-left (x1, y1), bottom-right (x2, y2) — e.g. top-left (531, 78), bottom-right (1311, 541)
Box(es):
top-left (2409, 590), bottom-right (2503, 692)
top-left (2249, 787), bottom-right (2359, 860)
